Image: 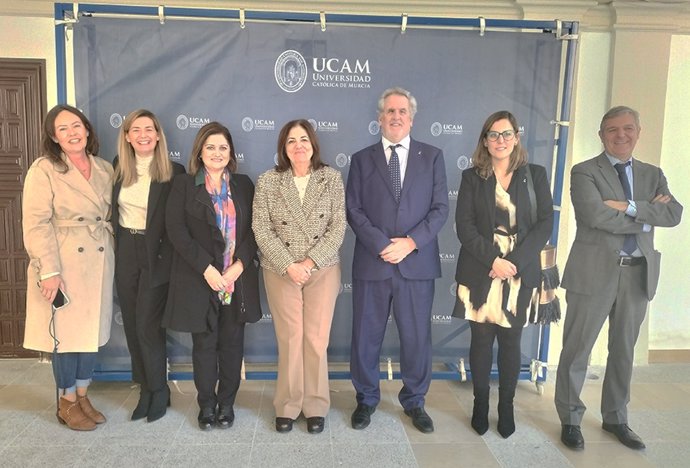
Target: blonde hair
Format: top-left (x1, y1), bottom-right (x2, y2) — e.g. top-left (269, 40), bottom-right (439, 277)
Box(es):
top-left (116, 109), bottom-right (173, 186)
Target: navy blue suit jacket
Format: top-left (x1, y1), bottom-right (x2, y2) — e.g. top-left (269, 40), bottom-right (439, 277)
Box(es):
top-left (346, 138), bottom-right (449, 281)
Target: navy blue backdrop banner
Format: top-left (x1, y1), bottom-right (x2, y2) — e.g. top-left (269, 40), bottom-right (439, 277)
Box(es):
top-left (72, 15), bottom-right (562, 373)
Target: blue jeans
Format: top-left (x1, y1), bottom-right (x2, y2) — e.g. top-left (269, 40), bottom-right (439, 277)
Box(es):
top-left (51, 352), bottom-right (97, 395)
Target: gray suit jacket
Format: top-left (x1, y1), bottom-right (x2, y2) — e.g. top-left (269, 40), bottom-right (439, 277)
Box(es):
top-left (562, 152), bottom-right (682, 300)
top-left (252, 166), bottom-right (346, 275)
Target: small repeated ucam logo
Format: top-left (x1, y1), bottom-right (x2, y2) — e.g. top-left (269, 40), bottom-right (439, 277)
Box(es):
top-left (308, 118), bottom-right (338, 133)
top-left (339, 283), bottom-right (353, 294)
top-left (168, 150), bottom-right (182, 161)
top-left (235, 153), bottom-right (245, 164)
top-left (450, 281), bottom-right (458, 297)
top-left (260, 312), bottom-right (273, 322)
top-left (448, 189), bottom-right (459, 200)
top-left (439, 253), bottom-right (456, 263)
top-left (109, 113), bottom-right (124, 129)
top-left (368, 121), bottom-right (380, 135)
top-left (242, 116), bottom-right (275, 132)
top-left (457, 155), bottom-right (471, 170)
top-left (432, 314), bottom-right (452, 324)
top-left (430, 121), bottom-right (463, 137)
top-left (275, 50), bottom-right (308, 93)
top-left (335, 153), bottom-right (350, 168)
top-left (176, 114), bottom-right (210, 130)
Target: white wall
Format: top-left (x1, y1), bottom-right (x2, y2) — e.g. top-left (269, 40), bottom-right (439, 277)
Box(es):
top-left (548, 31), bottom-right (613, 365)
top-left (0, 15), bottom-right (58, 108)
top-left (650, 34), bottom-right (690, 349)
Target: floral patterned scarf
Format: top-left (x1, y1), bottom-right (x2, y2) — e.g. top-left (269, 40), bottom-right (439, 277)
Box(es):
top-left (205, 169), bottom-right (236, 305)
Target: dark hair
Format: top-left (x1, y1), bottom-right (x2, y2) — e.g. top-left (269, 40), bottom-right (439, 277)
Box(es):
top-left (471, 110), bottom-right (527, 179)
top-left (41, 104), bottom-right (100, 173)
top-left (188, 122), bottom-right (237, 175)
top-left (275, 119), bottom-right (326, 173)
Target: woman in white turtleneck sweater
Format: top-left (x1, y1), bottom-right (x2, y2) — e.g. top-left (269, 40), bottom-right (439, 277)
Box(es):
top-left (111, 109), bottom-right (185, 423)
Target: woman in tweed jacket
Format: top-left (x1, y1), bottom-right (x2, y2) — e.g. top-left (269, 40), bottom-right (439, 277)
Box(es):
top-left (253, 119), bottom-right (346, 434)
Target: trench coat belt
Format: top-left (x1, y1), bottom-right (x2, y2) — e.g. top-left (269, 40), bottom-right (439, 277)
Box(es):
top-left (52, 218), bottom-right (114, 239)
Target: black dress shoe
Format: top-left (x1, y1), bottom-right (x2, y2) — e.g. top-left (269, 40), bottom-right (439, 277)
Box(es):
top-left (147, 386), bottom-right (170, 423)
top-left (306, 416), bottom-right (325, 434)
top-left (404, 407), bottom-right (434, 433)
top-left (275, 417), bottom-right (294, 433)
top-left (216, 406), bottom-right (235, 429)
top-left (351, 403), bottom-right (376, 430)
top-left (198, 407), bottom-right (216, 431)
top-left (561, 424), bottom-right (585, 450)
top-left (131, 389), bottom-right (152, 421)
top-left (602, 422), bottom-right (646, 450)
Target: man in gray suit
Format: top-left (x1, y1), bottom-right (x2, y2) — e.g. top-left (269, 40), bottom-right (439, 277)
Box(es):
top-left (555, 106), bottom-right (682, 451)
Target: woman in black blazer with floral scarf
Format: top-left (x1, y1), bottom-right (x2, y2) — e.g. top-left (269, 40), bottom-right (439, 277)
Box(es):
top-left (163, 122), bottom-right (260, 431)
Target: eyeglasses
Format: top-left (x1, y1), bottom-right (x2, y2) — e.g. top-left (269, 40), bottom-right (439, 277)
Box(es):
top-left (485, 130), bottom-right (516, 142)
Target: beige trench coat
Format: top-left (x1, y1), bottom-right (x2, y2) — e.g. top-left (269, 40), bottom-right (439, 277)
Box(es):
top-left (22, 155), bottom-right (115, 353)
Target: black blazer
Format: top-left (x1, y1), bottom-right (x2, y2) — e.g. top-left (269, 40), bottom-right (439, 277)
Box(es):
top-left (162, 172), bottom-right (261, 333)
top-left (112, 158), bottom-right (186, 287)
top-left (454, 164), bottom-right (554, 309)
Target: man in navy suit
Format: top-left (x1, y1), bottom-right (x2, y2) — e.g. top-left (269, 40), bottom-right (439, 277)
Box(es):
top-left (346, 87), bottom-right (449, 433)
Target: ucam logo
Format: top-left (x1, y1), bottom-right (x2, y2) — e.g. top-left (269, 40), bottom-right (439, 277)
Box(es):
top-left (448, 189), bottom-right (459, 200)
top-left (169, 150), bottom-right (181, 161)
top-left (339, 283), bottom-right (353, 294)
top-left (235, 153), bottom-right (245, 164)
top-left (317, 121), bottom-right (338, 132)
top-left (260, 312), bottom-right (273, 322)
top-left (457, 155), bottom-right (471, 170)
top-left (439, 253), bottom-right (456, 263)
top-left (368, 120), bottom-right (380, 135)
top-left (450, 281), bottom-right (458, 297)
top-left (335, 153), bottom-right (350, 168)
top-left (274, 50), bottom-right (308, 93)
top-left (431, 314), bottom-right (452, 324)
top-left (242, 116), bottom-right (275, 132)
top-left (312, 57), bottom-right (372, 89)
top-left (275, 50), bottom-right (373, 92)
top-left (176, 114), bottom-right (210, 130)
top-left (109, 113), bottom-right (124, 128)
top-left (430, 121), bottom-right (463, 137)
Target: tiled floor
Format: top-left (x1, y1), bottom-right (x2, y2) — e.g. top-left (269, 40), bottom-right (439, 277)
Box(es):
top-left (0, 359), bottom-right (688, 467)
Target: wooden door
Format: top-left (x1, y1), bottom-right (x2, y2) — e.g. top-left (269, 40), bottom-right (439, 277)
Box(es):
top-left (0, 58), bottom-right (46, 357)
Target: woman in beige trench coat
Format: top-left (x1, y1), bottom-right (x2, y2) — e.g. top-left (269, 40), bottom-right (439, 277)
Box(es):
top-left (23, 104), bottom-right (115, 431)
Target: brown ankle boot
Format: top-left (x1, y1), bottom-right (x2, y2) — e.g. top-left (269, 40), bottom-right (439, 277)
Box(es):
top-left (78, 395), bottom-right (106, 424)
top-left (57, 397), bottom-right (97, 431)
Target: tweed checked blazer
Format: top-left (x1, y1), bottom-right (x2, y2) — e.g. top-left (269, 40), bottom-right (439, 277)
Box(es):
top-left (252, 166), bottom-right (346, 275)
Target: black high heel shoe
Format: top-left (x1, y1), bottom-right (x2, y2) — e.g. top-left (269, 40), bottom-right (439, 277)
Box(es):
top-left (147, 385), bottom-right (171, 423)
top-left (131, 389), bottom-right (152, 421)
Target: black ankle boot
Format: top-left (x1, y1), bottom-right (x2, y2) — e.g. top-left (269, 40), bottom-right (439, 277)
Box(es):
top-left (131, 388), bottom-right (152, 421)
top-left (147, 385), bottom-right (170, 423)
top-left (471, 387), bottom-right (490, 435)
top-left (497, 387), bottom-right (515, 438)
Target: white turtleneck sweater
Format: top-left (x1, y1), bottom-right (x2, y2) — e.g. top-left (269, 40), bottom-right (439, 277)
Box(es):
top-left (118, 155), bottom-right (152, 230)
